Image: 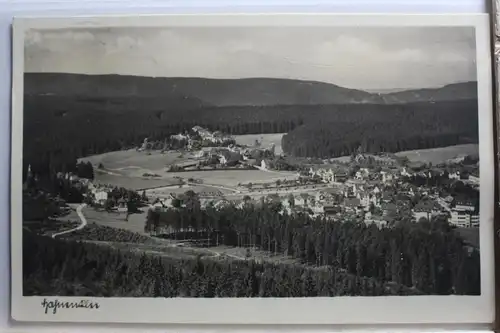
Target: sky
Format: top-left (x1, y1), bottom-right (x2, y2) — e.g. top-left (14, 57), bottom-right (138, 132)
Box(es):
top-left (24, 26), bottom-right (477, 91)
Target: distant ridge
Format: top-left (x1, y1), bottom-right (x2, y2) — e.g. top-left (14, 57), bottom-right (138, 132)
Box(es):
top-left (24, 72), bottom-right (477, 107)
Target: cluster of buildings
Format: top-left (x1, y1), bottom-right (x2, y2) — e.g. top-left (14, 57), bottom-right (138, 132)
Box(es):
top-left (449, 200), bottom-right (479, 228)
top-left (170, 126), bottom-right (278, 170)
top-left (159, 149), bottom-right (480, 230)
top-left (191, 126), bottom-right (233, 146)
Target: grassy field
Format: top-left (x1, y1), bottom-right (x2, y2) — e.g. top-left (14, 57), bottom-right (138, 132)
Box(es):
top-left (395, 144), bottom-right (479, 164)
top-left (82, 206), bottom-right (147, 234)
top-left (233, 133), bottom-right (285, 155)
top-left (83, 148), bottom-right (298, 191)
top-left (212, 245), bottom-right (300, 264)
top-left (145, 184), bottom-right (234, 198)
top-left (167, 169), bottom-right (297, 188)
top-left (330, 144), bottom-right (479, 164)
top-left (23, 220), bottom-right (80, 237)
top-left (93, 172), bottom-right (181, 190)
top-left (80, 149), bottom-right (194, 169)
top-left (76, 207), bottom-right (300, 263)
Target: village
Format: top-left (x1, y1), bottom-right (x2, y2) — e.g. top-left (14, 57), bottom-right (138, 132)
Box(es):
top-left (56, 125), bottom-right (480, 233)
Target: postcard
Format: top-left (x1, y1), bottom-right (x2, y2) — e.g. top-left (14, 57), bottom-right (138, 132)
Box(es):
top-left (10, 13), bottom-right (495, 325)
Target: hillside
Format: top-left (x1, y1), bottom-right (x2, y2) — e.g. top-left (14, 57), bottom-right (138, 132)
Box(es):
top-left (380, 81), bottom-right (478, 104)
top-left (24, 73), bottom-right (477, 107)
top-left (281, 99), bottom-right (478, 158)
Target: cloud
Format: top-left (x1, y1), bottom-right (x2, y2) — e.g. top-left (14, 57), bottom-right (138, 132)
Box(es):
top-left (23, 26), bottom-right (477, 90)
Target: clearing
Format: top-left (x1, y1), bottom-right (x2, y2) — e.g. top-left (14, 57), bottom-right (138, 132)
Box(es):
top-left (81, 148), bottom-right (297, 191)
top-left (330, 144), bottom-right (479, 165)
top-left (395, 144), bottom-right (479, 164)
top-left (80, 149), bottom-right (194, 170)
top-left (73, 208), bottom-right (301, 264)
top-left (145, 184), bottom-right (234, 199)
top-left (233, 133), bottom-right (285, 155)
top-left (166, 169), bottom-right (297, 188)
top-left (81, 206), bottom-right (147, 234)
top-left (93, 172), bottom-right (181, 190)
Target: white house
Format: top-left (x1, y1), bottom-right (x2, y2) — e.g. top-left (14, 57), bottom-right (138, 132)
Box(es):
top-left (449, 200), bottom-right (478, 228)
top-left (356, 192), bottom-right (371, 209)
top-left (95, 191), bottom-right (108, 204)
top-left (401, 167), bottom-right (412, 177)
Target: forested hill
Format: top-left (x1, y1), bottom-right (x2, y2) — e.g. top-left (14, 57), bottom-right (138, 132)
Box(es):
top-left (379, 81), bottom-right (478, 104)
top-left (281, 99), bottom-right (479, 158)
top-left (24, 73), bottom-right (477, 106)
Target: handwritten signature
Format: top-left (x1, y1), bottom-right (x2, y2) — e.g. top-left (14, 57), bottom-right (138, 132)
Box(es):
top-left (41, 298), bottom-right (100, 315)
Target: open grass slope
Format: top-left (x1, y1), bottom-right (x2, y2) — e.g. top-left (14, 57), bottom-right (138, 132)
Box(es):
top-left (233, 133), bottom-right (286, 155)
top-left (395, 144), bottom-right (479, 164)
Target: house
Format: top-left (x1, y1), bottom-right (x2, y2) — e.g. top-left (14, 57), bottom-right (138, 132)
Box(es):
top-left (364, 212), bottom-right (388, 229)
top-left (449, 210), bottom-right (478, 228)
top-left (355, 168), bottom-right (370, 180)
top-left (323, 205), bottom-right (342, 217)
top-left (455, 200), bottom-right (476, 212)
top-left (381, 192), bottom-right (392, 203)
top-left (356, 192), bottom-right (371, 209)
top-left (401, 167), bottom-right (412, 177)
top-left (449, 199), bottom-right (479, 227)
top-left (218, 150), bottom-right (241, 167)
top-left (317, 188), bottom-right (343, 205)
top-left (308, 166), bottom-right (348, 184)
top-left (469, 175), bottom-right (480, 184)
top-left (381, 202), bottom-right (398, 217)
top-left (171, 133), bottom-right (188, 141)
top-left (380, 169), bottom-right (394, 183)
top-left (94, 190), bottom-right (108, 205)
top-left (194, 150), bottom-right (206, 158)
top-left (412, 201), bottom-right (442, 222)
top-left (344, 197), bottom-right (362, 213)
top-left (117, 198), bottom-right (127, 208)
top-left (345, 179), bottom-right (366, 196)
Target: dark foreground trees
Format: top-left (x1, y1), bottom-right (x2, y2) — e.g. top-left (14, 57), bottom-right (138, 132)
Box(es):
top-left (145, 203), bottom-right (480, 295)
top-left (23, 230), bottom-right (421, 297)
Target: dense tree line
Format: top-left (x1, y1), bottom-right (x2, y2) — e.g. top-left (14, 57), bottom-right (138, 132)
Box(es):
top-left (61, 224), bottom-right (160, 244)
top-left (23, 94), bottom-right (477, 182)
top-left (404, 176), bottom-right (479, 204)
top-left (282, 100), bottom-right (478, 158)
top-left (23, 230), bottom-right (421, 297)
top-left (76, 161), bottom-right (94, 180)
top-left (145, 202), bottom-right (480, 295)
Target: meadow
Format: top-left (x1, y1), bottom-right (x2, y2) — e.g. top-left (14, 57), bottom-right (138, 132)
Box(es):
top-left (233, 133), bottom-right (285, 155)
top-left (81, 206), bottom-right (147, 234)
top-left (331, 144), bottom-right (479, 164)
top-left (167, 169), bottom-right (297, 188)
top-left (394, 144), bottom-right (479, 164)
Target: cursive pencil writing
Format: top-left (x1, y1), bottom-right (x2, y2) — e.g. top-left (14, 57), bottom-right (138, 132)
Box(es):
top-left (41, 298), bottom-right (100, 315)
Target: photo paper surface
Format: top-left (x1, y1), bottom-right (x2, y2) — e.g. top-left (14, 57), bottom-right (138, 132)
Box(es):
top-left (10, 13), bottom-right (495, 325)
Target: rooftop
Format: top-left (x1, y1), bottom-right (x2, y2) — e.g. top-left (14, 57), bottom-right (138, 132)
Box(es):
top-left (344, 198), bottom-right (361, 207)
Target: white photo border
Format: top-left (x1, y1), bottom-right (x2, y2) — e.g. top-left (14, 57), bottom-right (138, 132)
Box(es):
top-left (10, 13), bottom-right (495, 325)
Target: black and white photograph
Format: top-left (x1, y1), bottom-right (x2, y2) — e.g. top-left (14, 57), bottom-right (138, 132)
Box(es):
top-left (11, 14), bottom-right (495, 325)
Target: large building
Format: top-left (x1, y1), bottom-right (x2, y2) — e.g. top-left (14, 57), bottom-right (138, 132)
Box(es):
top-left (449, 200), bottom-right (479, 228)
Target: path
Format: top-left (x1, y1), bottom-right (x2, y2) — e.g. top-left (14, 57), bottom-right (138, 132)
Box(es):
top-left (52, 203), bottom-right (88, 238)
